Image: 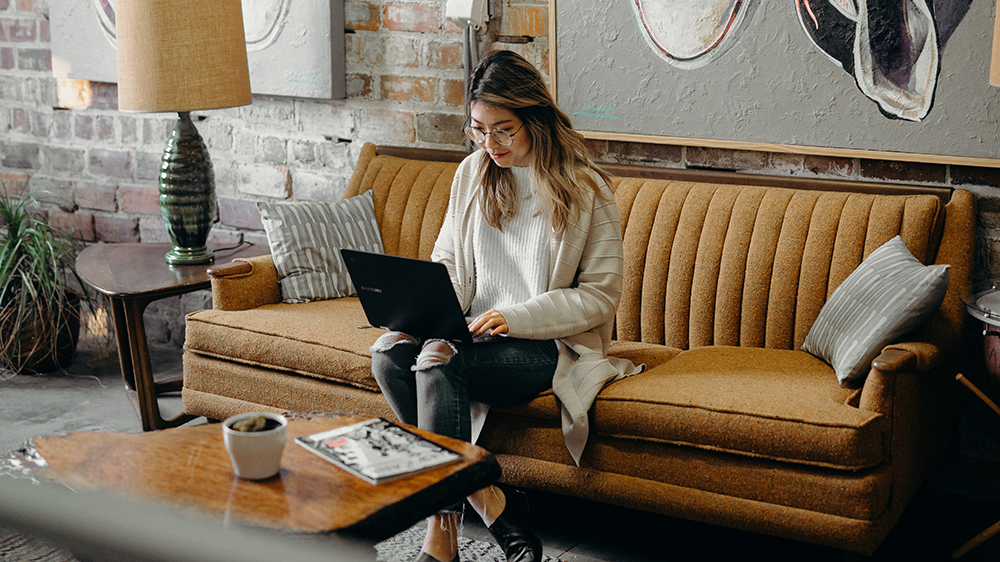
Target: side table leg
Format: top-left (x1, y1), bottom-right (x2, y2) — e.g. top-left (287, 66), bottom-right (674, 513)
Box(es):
top-left (109, 298), bottom-right (137, 394)
top-left (117, 297), bottom-right (196, 431)
top-left (120, 298), bottom-right (159, 431)
top-left (953, 520), bottom-right (1000, 559)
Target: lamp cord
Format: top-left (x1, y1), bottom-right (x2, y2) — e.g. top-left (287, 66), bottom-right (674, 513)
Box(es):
top-left (213, 240), bottom-right (254, 254)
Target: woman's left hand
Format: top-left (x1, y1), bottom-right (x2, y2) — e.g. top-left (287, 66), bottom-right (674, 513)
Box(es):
top-left (469, 309), bottom-right (509, 337)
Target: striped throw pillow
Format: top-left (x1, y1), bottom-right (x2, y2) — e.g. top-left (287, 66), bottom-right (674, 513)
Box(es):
top-left (801, 235), bottom-right (950, 386)
top-left (257, 191), bottom-right (384, 303)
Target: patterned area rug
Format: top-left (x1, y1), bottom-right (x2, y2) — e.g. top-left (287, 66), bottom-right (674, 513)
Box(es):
top-left (1, 524), bottom-right (557, 562)
top-left (0, 527), bottom-right (77, 562)
top-left (375, 525), bottom-right (560, 562)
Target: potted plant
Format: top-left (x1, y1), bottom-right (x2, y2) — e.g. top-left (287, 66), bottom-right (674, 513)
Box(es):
top-left (0, 183), bottom-right (92, 373)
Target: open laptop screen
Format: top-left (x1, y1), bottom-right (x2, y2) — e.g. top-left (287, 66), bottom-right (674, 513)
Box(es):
top-left (340, 249), bottom-right (473, 344)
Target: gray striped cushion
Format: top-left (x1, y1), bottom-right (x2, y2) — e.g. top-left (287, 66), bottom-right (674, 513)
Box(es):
top-left (257, 191), bottom-right (383, 303)
top-left (801, 235), bottom-right (950, 386)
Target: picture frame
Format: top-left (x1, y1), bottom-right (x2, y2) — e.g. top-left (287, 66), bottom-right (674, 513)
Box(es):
top-left (49, 0), bottom-right (344, 100)
top-left (550, 0), bottom-right (1000, 167)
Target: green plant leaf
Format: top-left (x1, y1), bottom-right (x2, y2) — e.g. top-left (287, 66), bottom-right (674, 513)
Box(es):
top-left (0, 180), bottom-right (92, 373)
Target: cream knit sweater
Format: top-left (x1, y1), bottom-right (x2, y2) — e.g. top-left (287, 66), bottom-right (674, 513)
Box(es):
top-left (467, 165), bottom-right (551, 319)
top-left (431, 150), bottom-right (641, 465)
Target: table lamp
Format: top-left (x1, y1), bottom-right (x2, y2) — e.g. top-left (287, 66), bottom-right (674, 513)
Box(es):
top-left (116, 0), bottom-right (252, 265)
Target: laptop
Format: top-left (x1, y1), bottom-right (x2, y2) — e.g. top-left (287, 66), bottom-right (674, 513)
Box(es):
top-left (340, 249), bottom-right (474, 344)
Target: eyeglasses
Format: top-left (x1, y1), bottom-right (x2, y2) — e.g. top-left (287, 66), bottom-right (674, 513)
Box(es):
top-left (462, 122), bottom-right (524, 147)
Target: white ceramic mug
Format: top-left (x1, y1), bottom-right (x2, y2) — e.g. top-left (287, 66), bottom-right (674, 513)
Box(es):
top-left (222, 412), bottom-right (288, 480)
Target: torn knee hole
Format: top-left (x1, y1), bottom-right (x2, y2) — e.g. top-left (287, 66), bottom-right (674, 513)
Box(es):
top-left (370, 331), bottom-right (418, 353)
top-left (413, 340), bottom-right (457, 371)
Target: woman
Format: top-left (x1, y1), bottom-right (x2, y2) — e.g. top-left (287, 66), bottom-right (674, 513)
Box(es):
top-left (370, 50), bottom-right (640, 562)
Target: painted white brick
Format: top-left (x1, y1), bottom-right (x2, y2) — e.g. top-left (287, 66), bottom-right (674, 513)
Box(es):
top-left (357, 108), bottom-right (415, 145)
top-left (296, 100), bottom-right (354, 140)
top-left (292, 170), bottom-right (346, 202)
top-left (239, 98), bottom-right (296, 127)
top-left (212, 160), bottom-right (240, 197)
top-left (139, 217), bottom-right (171, 243)
top-left (135, 152), bottom-right (162, 181)
top-left (319, 142), bottom-right (353, 170)
top-left (201, 119), bottom-right (234, 152)
top-left (238, 163), bottom-right (292, 199)
top-left (232, 128), bottom-right (259, 159)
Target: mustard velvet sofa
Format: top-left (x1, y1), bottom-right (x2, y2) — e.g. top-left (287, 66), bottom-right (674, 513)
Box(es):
top-left (182, 143), bottom-right (975, 555)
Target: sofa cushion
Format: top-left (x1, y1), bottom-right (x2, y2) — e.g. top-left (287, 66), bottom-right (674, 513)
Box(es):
top-left (478, 419), bottom-right (892, 521)
top-left (801, 235), bottom-right (950, 386)
top-left (592, 346), bottom-right (885, 470)
top-left (184, 298), bottom-right (383, 391)
top-left (182, 352), bottom-right (395, 423)
top-left (257, 191), bottom-right (384, 304)
top-left (607, 340), bottom-right (683, 370)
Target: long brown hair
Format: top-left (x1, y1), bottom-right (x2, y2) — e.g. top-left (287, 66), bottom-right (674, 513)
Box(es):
top-left (466, 50), bottom-right (612, 233)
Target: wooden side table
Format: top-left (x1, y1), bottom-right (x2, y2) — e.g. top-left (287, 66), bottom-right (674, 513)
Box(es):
top-left (76, 242), bottom-right (270, 431)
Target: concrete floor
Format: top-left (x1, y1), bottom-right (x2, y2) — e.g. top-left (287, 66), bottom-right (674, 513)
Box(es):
top-left (4, 335), bottom-right (1000, 561)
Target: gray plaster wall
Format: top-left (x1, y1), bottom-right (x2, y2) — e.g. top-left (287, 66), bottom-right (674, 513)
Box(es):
top-left (556, 0), bottom-right (1000, 162)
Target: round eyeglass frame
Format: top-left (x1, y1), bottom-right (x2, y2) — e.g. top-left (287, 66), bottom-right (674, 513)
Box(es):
top-left (462, 122), bottom-right (524, 147)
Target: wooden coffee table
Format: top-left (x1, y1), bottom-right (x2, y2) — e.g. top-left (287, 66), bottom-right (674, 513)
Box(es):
top-left (24, 412), bottom-right (500, 541)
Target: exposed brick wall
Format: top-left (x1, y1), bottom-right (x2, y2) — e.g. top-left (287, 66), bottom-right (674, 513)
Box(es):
top-left (2, 0), bottom-right (999, 354)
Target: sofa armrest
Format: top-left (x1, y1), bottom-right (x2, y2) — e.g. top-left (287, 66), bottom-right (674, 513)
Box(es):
top-left (869, 348), bottom-right (916, 372)
top-left (208, 261), bottom-right (254, 277)
top-left (858, 341), bottom-right (943, 414)
top-left (209, 255), bottom-right (282, 311)
top-left (873, 341), bottom-right (942, 372)
top-left (857, 340), bottom-right (955, 511)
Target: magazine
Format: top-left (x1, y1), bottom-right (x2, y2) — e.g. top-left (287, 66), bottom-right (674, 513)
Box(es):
top-left (294, 418), bottom-right (463, 484)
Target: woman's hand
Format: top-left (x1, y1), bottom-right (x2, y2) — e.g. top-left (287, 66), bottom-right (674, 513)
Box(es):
top-left (469, 309), bottom-right (509, 337)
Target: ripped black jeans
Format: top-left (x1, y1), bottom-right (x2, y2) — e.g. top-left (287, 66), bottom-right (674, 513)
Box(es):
top-left (370, 333), bottom-right (558, 444)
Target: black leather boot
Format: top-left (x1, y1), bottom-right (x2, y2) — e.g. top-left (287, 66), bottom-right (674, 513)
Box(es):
top-left (412, 552), bottom-right (458, 562)
top-left (487, 488), bottom-right (542, 562)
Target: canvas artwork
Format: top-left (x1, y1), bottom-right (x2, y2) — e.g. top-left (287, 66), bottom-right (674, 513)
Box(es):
top-left (49, 0), bottom-right (343, 99)
top-left (630, 1), bottom-right (759, 70)
top-left (50, 0), bottom-right (118, 84)
top-left (792, 0), bottom-right (941, 122)
top-left (556, 0), bottom-right (1000, 164)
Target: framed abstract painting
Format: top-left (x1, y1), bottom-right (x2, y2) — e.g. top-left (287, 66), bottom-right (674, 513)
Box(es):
top-left (551, 0), bottom-right (1000, 166)
top-left (50, 0), bottom-right (344, 99)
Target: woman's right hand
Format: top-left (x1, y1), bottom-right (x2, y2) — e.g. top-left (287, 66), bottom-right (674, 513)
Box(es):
top-left (469, 309), bottom-right (509, 337)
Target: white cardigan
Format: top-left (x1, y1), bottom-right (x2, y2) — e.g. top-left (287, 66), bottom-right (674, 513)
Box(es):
top-left (430, 151), bottom-right (641, 465)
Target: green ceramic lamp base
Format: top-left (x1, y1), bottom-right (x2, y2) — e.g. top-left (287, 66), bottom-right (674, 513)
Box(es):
top-left (159, 111), bottom-right (218, 266)
top-left (164, 245), bottom-right (214, 266)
